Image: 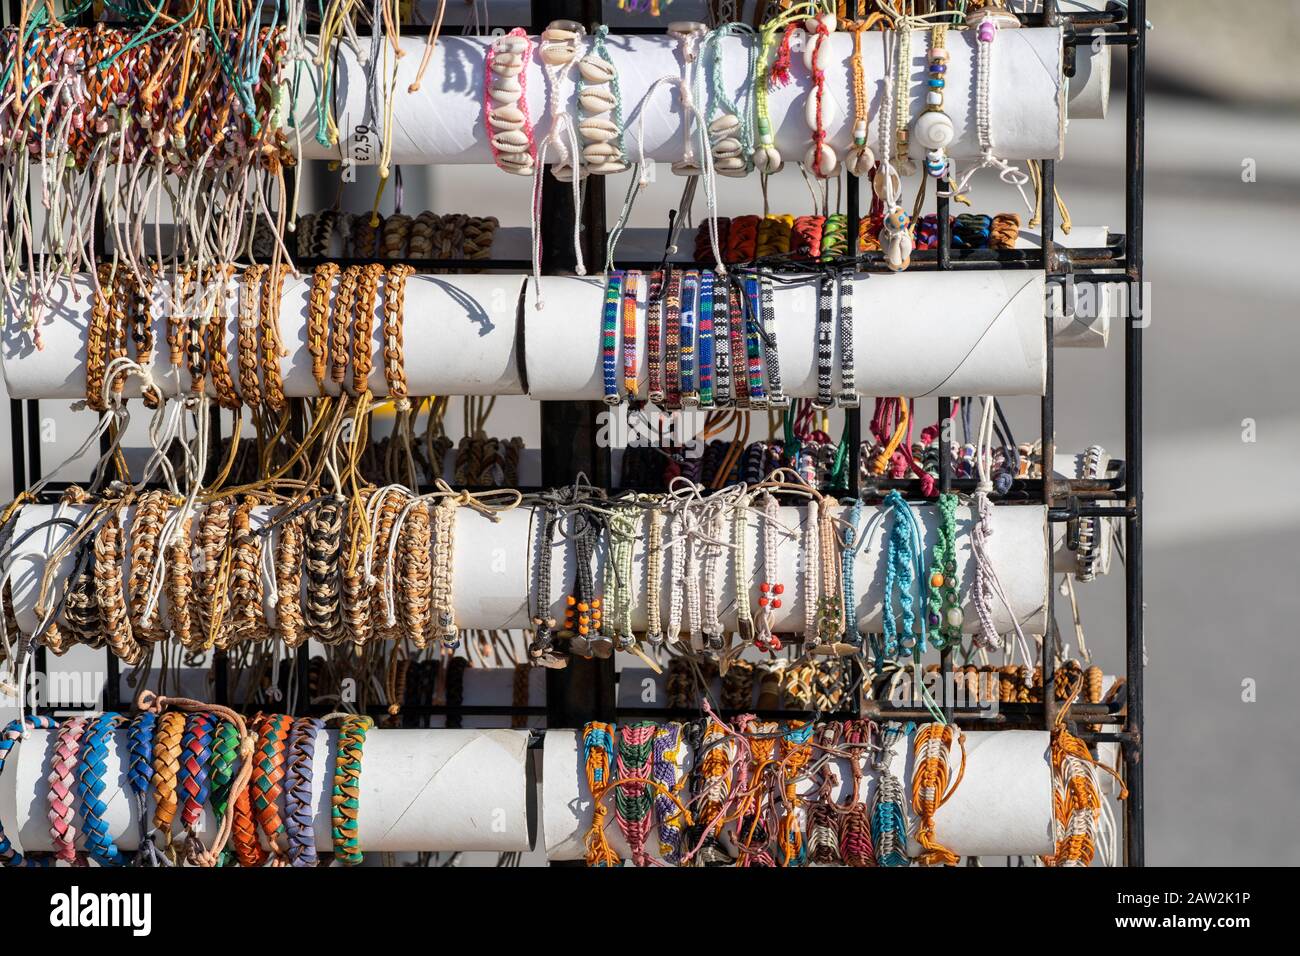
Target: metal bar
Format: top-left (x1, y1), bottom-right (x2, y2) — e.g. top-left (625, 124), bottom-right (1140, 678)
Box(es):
top-left (1039, 154), bottom-right (1058, 732)
top-left (9, 400), bottom-right (26, 496)
top-left (1123, 0), bottom-right (1147, 869)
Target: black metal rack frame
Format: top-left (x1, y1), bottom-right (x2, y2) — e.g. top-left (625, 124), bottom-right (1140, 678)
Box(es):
top-left (7, 0), bottom-right (1145, 865)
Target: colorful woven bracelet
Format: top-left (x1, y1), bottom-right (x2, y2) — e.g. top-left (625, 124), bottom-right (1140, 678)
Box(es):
top-left (601, 271), bottom-right (624, 405)
top-left (651, 722), bottom-right (686, 863)
top-left (621, 270), bottom-right (640, 400)
top-left (208, 719), bottom-right (241, 867)
top-left (179, 713), bottom-right (216, 853)
top-left (743, 277), bottom-right (767, 407)
top-left (646, 270), bottom-right (666, 403)
top-left (78, 712), bottom-right (127, 867)
top-left (663, 269), bottom-right (684, 409)
top-left (285, 716), bottom-right (324, 867)
top-left (712, 272), bottom-right (732, 406)
top-left (697, 270), bottom-right (715, 407)
top-left (126, 710), bottom-right (156, 859)
top-left (757, 274), bottom-right (786, 407)
top-left (1, 716), bottom-right (57, 867)
top-left (332, 714), bottom-right (374, 866)
top-left (151, 711), bottom-right (186, 851)
top-left (678, 271), bottom-right (700, 406)
top-left (614, 721), bottom-right (656, 867)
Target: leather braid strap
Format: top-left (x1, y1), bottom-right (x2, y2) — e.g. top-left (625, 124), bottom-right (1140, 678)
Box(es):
top-left (179, 713), bottom-right (215, 845)
top-left (78, 712), bottom-right (128, 867)
top-left (383, 264), bottom-right (415, 409)
top-left (48, 715), bottom-right (91, 863)
top-left (151, 711), bottom-right (186, 847)
top-left (332, 266), bottom-right (361, 387)
top-left (108, 270), bottom-right (129, 397)
top-left (285, 716), bottom-right (324, 867)
top-left (127, 489), bottom-right (169, 644)
top-left (125, 711), bottom-right (164, 865)
top-left (259, 264), bottom-right (290, 412)
top-left (135, 691), bottom-right (258, 867)
top-left (86, 263), bottom-right (114, 411)
top-left (95, 507), bottom-right (146, 666)
top-left (275, 508), bottom-right (308, 648)
top-left (792, 214), bottom-right (825, 260)
top-left (206, 268), bottom-right (241, 409)
top-left (252, 713), bottom-right (291, 863)
top-left (381, 213), bottom-right (413, 258)
top-left (308, 263), bottom-right (340, 393)
top-left (331, 714), bottom-right (374, 865)
top-left (352, 263), bottom-right (383, 396)
top-left (208, 719), bottom-right (241, 865)
top-left (237, 264), bottom-right (267, 407)
top-left (164, 510), bottom-right (196, 649)
top-left (1, 717), bottom-right (58, 866)
top-left (350, 213), bottom-right (383, 257)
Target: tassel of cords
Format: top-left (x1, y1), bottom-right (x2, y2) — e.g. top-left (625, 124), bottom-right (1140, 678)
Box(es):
top-left (582, 722), bottom-right (621, 867)
top-left (910, 722), bottom-right (968, 866)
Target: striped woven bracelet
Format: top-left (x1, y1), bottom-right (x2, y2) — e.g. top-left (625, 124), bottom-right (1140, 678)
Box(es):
top-left (679, 271), bottom-right (700, 407)
top-left (697, 270), bottom-right (715, 407)
top-left (332, 714), bottom-right (374, 865)
top-left (601, 271), bottom-right (624, 405)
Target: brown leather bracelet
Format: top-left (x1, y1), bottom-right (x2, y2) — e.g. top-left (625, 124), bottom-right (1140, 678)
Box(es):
top-left (331, 266), bottom-right (360, 388)
top-left (308, 263), bottom-right (339, 393)
top-left (351, 262), bottom-right (383, 397)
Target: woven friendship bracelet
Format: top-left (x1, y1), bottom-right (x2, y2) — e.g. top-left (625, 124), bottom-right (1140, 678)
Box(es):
top-left (601, 271), bottom-right (624, 405)
top-left (78, 712), bottom-right (127, 867)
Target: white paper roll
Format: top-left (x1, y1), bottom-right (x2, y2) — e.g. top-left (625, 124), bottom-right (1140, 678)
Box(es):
top-left (526, 271), bottom-right (1048, 399)
top-left (3, 273), bottom-right (524, 401)
top-left (0, 728), bottom-right (532, 854)
top-left (3, 501), bottom-right (1048, 639)
top-left (1067, 40), bottom-right (1110, 120)
top-left (542, 727), bottom-right (1053, 861)
top-left (296, 29), bottom-right (1064, 166)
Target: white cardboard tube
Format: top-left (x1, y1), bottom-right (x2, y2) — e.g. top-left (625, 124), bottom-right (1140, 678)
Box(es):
top-left (527, 271), bottom-right (1048, 399)
top-left (0, 728), bottom-right (532, 854)
top-left (1067, 41), bottom-right (1110, 120)
top-left (295, 29), bottom-right (1064, 165)
top-left (542, 727), bottom-right (1053, 861)
top-left (4, 502), bottom-right (1048, 639)
top-left (2, 273), bottom-right (523, 401)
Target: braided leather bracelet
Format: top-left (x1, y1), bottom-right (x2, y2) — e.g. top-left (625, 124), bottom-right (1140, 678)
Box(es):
top-left (48, 715), bottom-right (90, 863)
top-left (252, 713), bottom-right (291, 863)
top-left (85, 264), bottom-right (114, 411)
top-left (1, 716), bottom-right (57, 867)
top-left (228, 497), bottom-right (267, 645)
top-left (275, 508), bottom-right (308, 648)
top-left (285, 716), bottom-right (323, 866)
top-left (127, 489), bottom-right (168, 645)
top-left (331, 266), bottom-right (360, 388)
top-left (127, 710), bottom-right (159, 864)
top-left (151, 710), bottom-right (186, 852)
top-left (259, 264), bottom-right (290, 413)
top-left (383, 264), bottom-right (415, 408)
top-left (208, 719), bottom-right (241, 865)
top-left (305, 498), bottom-right (345, 645)
top-left (352, 263), bottom-right (383, 396)
top-left (179, 713), bottom-right (215, 861)
top-left (236, 264), bottom-right (266, 407)
top-left (165, 510), bottom-right (196, 649)
top-left (308, 263), bottom-right (339, 393)
top-left (332, 714), bottom-right (374, 866)
top-left (79, 712), bottom-right (128, 867)
top-left (95, 506), bottom-right (146, 665)
top-left (207, 269), bottom-right (241, 409)
top-left (399, 501), bottom-right (433, 651)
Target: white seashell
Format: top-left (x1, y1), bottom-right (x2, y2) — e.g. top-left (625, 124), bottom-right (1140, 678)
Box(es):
top-left (872, 165), bottom-right (902, 199)
top-left (579, 118), bottom-right (618, 142)
top-left (489, 105), bottom-right (526, 130)
top-left (672, 160), bottom-right (703, 177)
top-left (709, 114), bottom-right (740, 136)
top-left (800, 28), bottom-right (833, 73)
top-left (714, 156), bottom-right (747, 175)
top-left (491, 75), bottom-right (521, 95)
top-left (583, 142), bottom-right (622, 163)
top-left (804, 142), bottom-right (839, 178)
top-left (752, 145), bottom-right (782, 174)
top-left (804, 91), bottom-right (838, 132)
top-left (913, 111), bottom-right (955, 150)
top-left (587, 161), bottom-right (629, 175)
top-left (578, 88), bottom-right (617, 114)
top-left (492, 129), bottom-right (530, 151)
top-left (711, 136), bottom-right (742, 158)
top-left (578, 56), bottom-right (616, 84)
top-left (803, 13), bottom-right (836, 34)
top-left (499, 36), bottom-right (529, 55)
top-left (846, 144), bottom-right (876, 177)
top-left (541, 45), bottom-right (576, 67)
top-left (489, 87), bottom-right (520, 107)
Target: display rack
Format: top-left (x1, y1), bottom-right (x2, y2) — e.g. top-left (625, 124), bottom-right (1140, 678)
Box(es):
top-left (6, 0), bottom-right (1145, 866)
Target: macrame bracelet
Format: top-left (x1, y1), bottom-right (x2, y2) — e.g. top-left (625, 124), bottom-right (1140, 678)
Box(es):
top-left (926, 492), bottom-right (963, 650)
top-left (383, 264), bottom-right (415, 409)
top-left (259, 264), bottom-right (290, 413)
top-left (485, 29), bottom-right (538, 177)
top-left (331, 266), bottom-right (361, 388)
top-left (582, 721), bottom-right (619, 866)
top-left (332, 714), bottom-right (374, 866)
top-left (678, 270), bottom-right (700, 406)
top-left (651, 722), bottom-right (686, 862)
top-left (802, 12), bottom-right (839, 177)
top-left (352, 263), bottom-right (383, 397)
top-left (577, 25), bottom-right (629, 174)
top-left (236, 264), bottom-right (266, 408)
top-left (207, 270), bottom-right (241, 409)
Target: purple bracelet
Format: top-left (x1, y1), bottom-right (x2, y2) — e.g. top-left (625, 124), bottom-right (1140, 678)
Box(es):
top-left (285, 717), bottom-right (323, 867)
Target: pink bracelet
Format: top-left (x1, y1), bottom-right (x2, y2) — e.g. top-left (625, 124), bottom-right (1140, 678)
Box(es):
top-left (485, 28), bottom-right (537, 176)
top-left (49, 716), bottom-right (90, 863)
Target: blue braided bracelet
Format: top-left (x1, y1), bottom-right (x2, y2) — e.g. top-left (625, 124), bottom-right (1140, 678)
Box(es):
top-left (127, 711), bottom-right (159, 865)
top-left (1, 716), bottom-right (58, 867)
top-left (77, 712), bottom-right (128, 867)
top-left (285, 716), bottom-right (323, 867)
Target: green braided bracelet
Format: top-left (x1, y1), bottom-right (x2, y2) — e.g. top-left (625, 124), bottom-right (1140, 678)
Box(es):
top-left (209, 719), bottom-right (240, 867)
top-left (331, 714), bottom-right (374, 866)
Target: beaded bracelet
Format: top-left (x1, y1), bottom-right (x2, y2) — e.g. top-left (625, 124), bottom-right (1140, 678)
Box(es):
top-left (48, 715), bottom-right (90, 863)
top-left (601, 271), bottom-right (625, 405)
top-left (814, 273), bottom-right (835, 409)
top-left (1, 716), bottom-right (57, 867)
top-left (179, 713), bottom-right (216, 861)
top-left (332, 714), bottom-right (374, 866)
top-left (78, 712), bottom-right (127, 867)
top-left (678, 270), bottom-right (699, 407)
top-left (915, 25), bottom-right (955, 180)
top-left (284, 716), bottom-right (322, 867)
